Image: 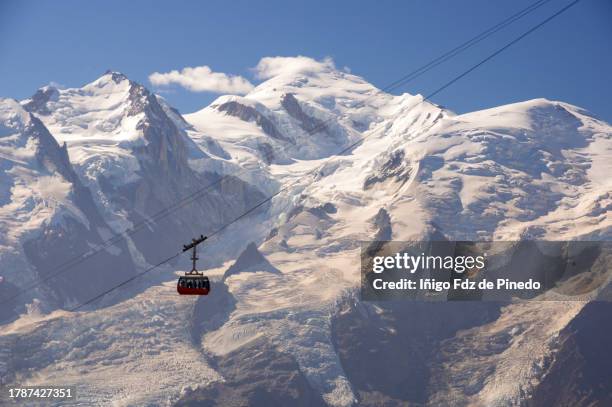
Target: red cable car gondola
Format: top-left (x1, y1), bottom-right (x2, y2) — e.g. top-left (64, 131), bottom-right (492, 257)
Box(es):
top-left (177, 275), bottom-right (210, 295)
top-left (178, 235), bottom-right (210, 296)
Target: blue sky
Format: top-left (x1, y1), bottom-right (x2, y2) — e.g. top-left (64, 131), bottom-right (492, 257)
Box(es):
top-left (1, 0), bottom-right (611, 121)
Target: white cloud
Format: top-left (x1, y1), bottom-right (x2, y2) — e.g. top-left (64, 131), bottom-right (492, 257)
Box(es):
top-left (48, 81), bottom-right (66, 89)
top-left (253, 56), bottom-right (336, 80)
top-left (149, 65), bottom-right (254, 95)
top-left (149, 57), bottom-right (338, 94)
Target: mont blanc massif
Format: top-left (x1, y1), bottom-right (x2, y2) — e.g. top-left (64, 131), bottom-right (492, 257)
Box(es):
top-left (0, 57), bottom-right (610, 406)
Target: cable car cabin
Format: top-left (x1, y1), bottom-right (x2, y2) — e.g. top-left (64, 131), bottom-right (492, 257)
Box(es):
top-left (179, 235), bottom-right (210, 295)
top-left (177, 275), bottom-right (210, 295)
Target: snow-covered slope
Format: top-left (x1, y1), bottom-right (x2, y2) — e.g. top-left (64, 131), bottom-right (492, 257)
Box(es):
top-left (402, 99), bottom-right (611, 240)
top-left (1, 57), bottom-right (611, 406)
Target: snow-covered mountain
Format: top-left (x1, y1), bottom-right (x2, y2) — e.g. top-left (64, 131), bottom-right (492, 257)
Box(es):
top-left (21, 71), bottom-right (267, 267)
top-left (1, 57), bottom-right (611, 406)
top-left (0, 98), bottom-right (136, 318)
top-left (182, 59), bottom-right (611, 405)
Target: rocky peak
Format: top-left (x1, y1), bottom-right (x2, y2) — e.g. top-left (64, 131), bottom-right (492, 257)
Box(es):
top-left (103, 70), bottom-right (129, 84)
top-left (21, 86), bottom-right (59, 115)
top-left (224, 242), bottom-right (281, 279)
top-left (281, 93), bottom-right (328, 134)
top-left (126, 79), bottom-right (157, 116)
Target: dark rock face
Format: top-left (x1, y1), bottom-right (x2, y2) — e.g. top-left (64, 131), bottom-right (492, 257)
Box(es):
top-left (223, 242), bottom-right (281, 279)
top-left (189, 281), bottom-right (237, 346)
top-left (0, 316), bottom-right (53, 386)
top-left (321, 202), bottom-right (337, 214)
top-left (22, 217), bottom-right (135, 308)
top-left (109, 71), bottom-right (128, 84)
top-left (0, 280), bottom-right (20, 322)
top-left (257, 142), bottom-right (275, 164)
top-left (217, 101), bottom-right (291, 143)
top-left (29, 115), bottom-right (80, 184)
top-left (363, 150), bottom-right (411, 190)
top-left (281, 93), bottom-right (328, 134)
top-left (527, 301), bottom-right (612, 407)
top-left (21, 87), bottom-right (58, 115)
top-left (175, 339), bottom-right (326, 407)
top-left (331, 299), bottom-right (501, 406)
top-left (286, 204), bottom-right (305, 222)
top-left (201, 136), bottom-right (231, 160)
top-left (372, 208), bottom-right (392, 241)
